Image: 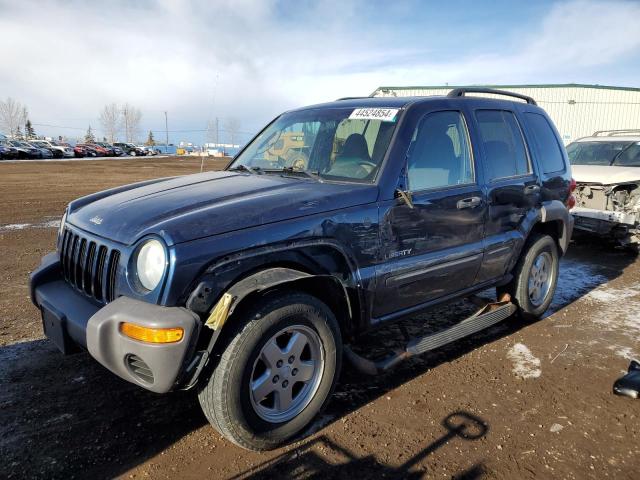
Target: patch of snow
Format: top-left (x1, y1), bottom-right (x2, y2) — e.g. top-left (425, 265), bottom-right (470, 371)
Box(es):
top-left (0, 223), bottom-right (30, 231)
top-left (548, 259), bottom-right (608, 314)
top-left (550, 423), bottom-right (564, 433)
top-left (584, 283), bottom-right (640, 338)
top-left (608, 345), bottom-right (638, 360)
top-left (508, 343), bottom-right (541, 379)
top-left (0, 218), bottom-right (60, 232)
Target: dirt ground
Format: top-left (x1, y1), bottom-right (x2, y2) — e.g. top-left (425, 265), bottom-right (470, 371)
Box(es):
top-left (0, 158), bottom-right (638, 480)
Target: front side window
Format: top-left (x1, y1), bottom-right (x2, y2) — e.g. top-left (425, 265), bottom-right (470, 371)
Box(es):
top-left (406, 110), bottom-right (474, 191)
top-left (229, 107), bottom-right (399, 182)
top-left (475, 110), bottom-right (530, 181)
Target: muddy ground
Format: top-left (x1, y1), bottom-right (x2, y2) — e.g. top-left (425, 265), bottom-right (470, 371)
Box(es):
top-left (0, 158), bottom-right (638, 479)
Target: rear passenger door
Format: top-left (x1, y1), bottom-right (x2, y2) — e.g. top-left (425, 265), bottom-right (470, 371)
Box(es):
top-left (472, 109), bottom-right (541, 283)
top-left (374, 109), bottom-right (486, 319)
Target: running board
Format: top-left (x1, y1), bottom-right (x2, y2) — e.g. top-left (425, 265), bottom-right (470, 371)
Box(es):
top-left (344, 298), bottom-right (517, 376)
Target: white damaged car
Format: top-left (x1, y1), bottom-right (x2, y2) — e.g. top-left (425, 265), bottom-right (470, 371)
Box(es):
top-left (567, 131), bottom-right (640, 246)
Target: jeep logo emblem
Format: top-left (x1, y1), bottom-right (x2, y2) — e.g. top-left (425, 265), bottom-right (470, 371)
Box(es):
top-left (89, 216), bottom-right (103, 225)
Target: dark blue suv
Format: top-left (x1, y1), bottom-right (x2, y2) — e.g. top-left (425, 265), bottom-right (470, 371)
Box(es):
top-left (30, 88), bottom-right (574, 450)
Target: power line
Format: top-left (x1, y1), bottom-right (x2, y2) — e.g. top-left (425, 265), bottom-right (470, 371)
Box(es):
top-left (31, 122), bottom-right (253, 136)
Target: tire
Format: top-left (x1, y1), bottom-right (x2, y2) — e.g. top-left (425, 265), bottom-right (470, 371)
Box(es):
top-left (198, 292), bottom-right (342, 451)
top-left (498, 233), bottom-right (559, 319)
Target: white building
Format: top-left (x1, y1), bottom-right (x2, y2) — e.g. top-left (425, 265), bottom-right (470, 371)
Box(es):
top-left (371, 84), bottom-right (640, 144)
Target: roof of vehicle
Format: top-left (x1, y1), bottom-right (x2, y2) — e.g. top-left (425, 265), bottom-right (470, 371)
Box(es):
top-left (574, 136), bottom-right (640, 143)
top-left (293, 90), bottom-right (539, 113)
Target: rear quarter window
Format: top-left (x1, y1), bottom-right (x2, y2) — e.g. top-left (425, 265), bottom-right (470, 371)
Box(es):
top-left (475, 110), bottom-right (530, 182)
top-left (525, 113), bottom-right (565, 174)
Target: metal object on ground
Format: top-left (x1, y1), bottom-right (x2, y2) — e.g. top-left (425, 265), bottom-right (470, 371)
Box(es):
top-left (613, 360), bottom-right (640, 399)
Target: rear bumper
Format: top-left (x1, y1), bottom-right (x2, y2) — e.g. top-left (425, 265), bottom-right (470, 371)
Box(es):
top-left (30, 253), bottom-right (201, 393)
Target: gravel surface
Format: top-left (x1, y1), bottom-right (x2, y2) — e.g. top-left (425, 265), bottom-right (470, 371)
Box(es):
top-left (0, 158), bottom-right (638, 479)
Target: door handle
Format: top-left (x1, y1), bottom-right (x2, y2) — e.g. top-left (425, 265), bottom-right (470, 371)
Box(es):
top-left (456, 196), bottom-right (482, 209)
top-left (524, 185), bottom-right (541, 195)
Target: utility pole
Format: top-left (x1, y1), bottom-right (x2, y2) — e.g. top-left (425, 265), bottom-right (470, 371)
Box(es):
top-left (215, 117), bottom-right (219, 147)
top-left (164, 111), bottom-right (169, 154)
top-left (122, 105), bottom-right (130, 143)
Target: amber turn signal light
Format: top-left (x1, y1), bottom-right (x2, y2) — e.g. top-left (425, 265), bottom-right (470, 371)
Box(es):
top-left (119, 323), bottom-right (184, 343)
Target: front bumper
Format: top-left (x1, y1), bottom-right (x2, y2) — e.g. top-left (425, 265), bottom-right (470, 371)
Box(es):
top-left (571, 207), bottom-right (639, 243)
top-left (30, 253), bottom-right (201, 393)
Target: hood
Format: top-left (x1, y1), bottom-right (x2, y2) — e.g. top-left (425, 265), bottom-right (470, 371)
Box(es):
top-left (67, 171), bottom-right (378, 245)
top-left (571, 165), bottom-right (640, 185)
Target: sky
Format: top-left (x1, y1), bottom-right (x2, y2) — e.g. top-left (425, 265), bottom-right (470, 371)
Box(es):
top-left (1, 0), bottom-right (640, 145)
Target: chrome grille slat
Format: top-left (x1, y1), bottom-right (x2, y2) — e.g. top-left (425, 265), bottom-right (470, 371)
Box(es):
top-left (75, 239), bottom-right (87, 290)
top-left (58, 228), bottom-right (120, 305)
top-left (68, 235), bottom-right (79, 286)
top-left (94, 245), bottom-right (108, 302)
top-left (83, 242), bottom-right (96, 294)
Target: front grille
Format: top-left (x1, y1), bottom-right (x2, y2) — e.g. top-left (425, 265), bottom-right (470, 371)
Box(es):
top-left (60, 228), bottom-right (121, 303)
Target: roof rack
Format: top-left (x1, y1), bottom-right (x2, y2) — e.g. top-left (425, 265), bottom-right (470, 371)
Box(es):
top-left (592, 129), bottom-right (640, 137)
top-left (447, 87), bottom-right (537, 105)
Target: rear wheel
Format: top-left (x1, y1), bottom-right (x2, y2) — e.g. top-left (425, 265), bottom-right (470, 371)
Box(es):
top-left (498, 233), bottom-right (559, 319)
top-left (198, 292), bottom-right (342, 451)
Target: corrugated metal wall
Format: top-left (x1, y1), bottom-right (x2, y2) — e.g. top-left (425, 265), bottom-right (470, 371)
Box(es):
top-left (371, 85), bottom-right (640, 144)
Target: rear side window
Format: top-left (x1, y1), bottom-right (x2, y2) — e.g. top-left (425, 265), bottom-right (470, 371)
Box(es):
top-left (475, 110), bottom-right (529, 181)
top-left (525, 113), bottom-right (565, 173)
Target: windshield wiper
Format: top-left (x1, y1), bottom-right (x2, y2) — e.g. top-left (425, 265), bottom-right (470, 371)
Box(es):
top-left (267, 167), bottom-right (324, 183)
top-left (229, 164), bottom-right (261, 174)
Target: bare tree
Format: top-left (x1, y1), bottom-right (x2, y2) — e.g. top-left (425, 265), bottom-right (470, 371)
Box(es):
top-left (122, 103), bottom-right (142, 143)
top-left (224, 117), bottom-right (241, 146)
top-left (0, 98), bottom-right (28, 137)
top-left (99, 103), bottom-right (121, 143)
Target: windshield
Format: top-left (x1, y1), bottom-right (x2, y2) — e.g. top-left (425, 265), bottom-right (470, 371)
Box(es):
top-left (229, 107), bottom-right (400, 182)
top-left (567, 141), bottom-right (635, 166)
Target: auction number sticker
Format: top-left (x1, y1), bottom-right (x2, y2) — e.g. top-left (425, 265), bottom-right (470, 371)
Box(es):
top-left (349, 108), bottom-right (399, 122)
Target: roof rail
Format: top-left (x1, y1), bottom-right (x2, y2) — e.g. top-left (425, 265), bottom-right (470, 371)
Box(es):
top-left (335, 96), bottom-right (369, 101)
top-left (447, 87), bottom-right (537, 105)
top-left (592, 129), bottom-right (640, 137)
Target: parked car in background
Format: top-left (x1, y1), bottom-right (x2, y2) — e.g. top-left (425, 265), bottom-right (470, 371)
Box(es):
top-left (75, 144), bottom-right (99, 157)
top-left (31, 88), bottom-right (574, 451)
top-left (73, 144), bottom-right (88, 157)
top-left (86, 143), bottom-right (112, 157)
top-left (29, 140), bottom-right (63, 159)
top-left (0, 142), bottom-right (19, 160)
top-left (114, 142), bottom-right (145, 156)
top-left (7, 140), bottom-right (47, 159)
top-left (31, 140), bottom-right (75, 158)
top-left (111, 145), bottom-right (124, 156)
top-left (93, 142), bottom-right (119, 156)
top-left (567, 130), bottom-right (640, 247)
top-left (139, 146), bottom-right (160, 156)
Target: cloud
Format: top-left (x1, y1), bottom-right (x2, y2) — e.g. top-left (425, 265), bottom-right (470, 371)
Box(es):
top-left (0, 0), bottom-right (638, 143)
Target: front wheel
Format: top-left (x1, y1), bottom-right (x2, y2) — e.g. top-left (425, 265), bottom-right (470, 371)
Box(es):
top-left (198, 292), bottom-right (342, 451)
top-left (498, 233), bottom-right (559, 319)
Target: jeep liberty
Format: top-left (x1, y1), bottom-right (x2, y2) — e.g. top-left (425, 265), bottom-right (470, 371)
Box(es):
top-left (30, 88), bottom-right (574, 450)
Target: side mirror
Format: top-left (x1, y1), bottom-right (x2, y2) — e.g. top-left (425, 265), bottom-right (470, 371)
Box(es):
top-left (395, 189), bottom-right (414, 209)
top-left (395, 164), bottom-right (414, 209)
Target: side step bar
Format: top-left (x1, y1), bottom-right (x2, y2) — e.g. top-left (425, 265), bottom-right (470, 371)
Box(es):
top-left (344, 297), bottom-right (517, 375)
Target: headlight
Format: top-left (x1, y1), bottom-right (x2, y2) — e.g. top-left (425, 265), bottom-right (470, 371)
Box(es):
top-left (135, 239), bottom-right (167, 291)
top-left (58, 210), bottom-right (67, 238)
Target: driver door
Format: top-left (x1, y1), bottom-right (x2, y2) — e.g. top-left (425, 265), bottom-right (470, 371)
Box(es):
top-left (373, 109), bottom-right (486, 319)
